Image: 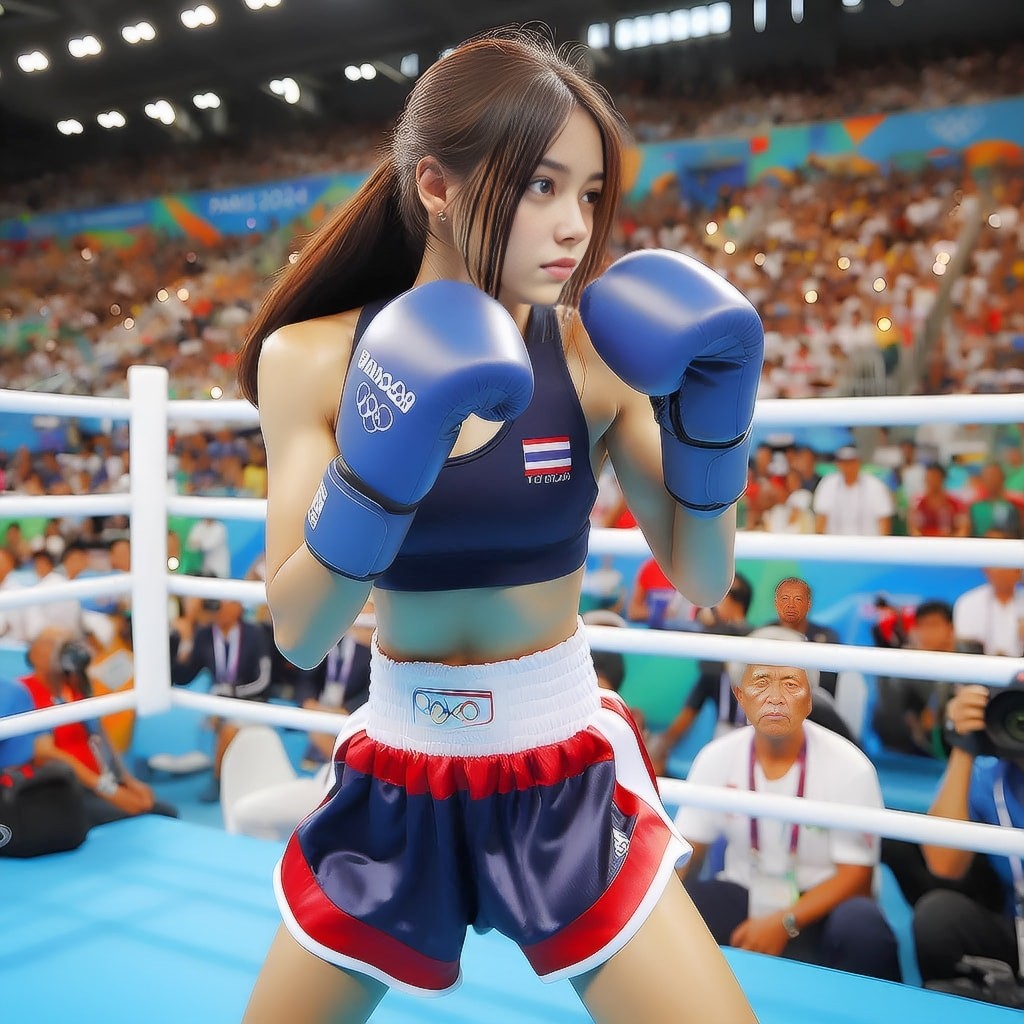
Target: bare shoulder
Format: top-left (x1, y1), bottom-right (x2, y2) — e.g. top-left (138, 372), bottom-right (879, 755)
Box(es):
top-left (258, 309), bottom-right (361, 428)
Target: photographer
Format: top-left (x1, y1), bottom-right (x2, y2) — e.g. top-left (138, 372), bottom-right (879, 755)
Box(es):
top-left (21, 627), bottom-right (178, 827)
top-left (913, 680), bottom-right (1024, 1005)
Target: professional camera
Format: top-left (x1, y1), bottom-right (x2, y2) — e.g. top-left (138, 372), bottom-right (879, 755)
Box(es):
top-left (57, 639), bottom-right (92, 677)
top-left (947, 670), bottom-right (1024, 759)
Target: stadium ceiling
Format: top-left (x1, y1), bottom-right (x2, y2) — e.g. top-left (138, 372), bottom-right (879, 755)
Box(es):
top-left (0, 0), bottom-right (637, 180)
top-left (1, 0), bottom-right (1021, 184)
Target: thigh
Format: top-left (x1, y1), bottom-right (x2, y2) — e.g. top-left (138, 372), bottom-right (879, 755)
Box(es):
top-left (683, 877), bottom-right (749, 946)
top-left (571, 875), bottom-right (756, 1024)
top-left (243, 924), bottom-right (387, 1024)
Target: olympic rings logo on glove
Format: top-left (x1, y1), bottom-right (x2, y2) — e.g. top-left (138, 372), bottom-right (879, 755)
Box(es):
top-left (412, 688), bottom-right (494, 729)
top-left (0, 824), bottom-right (12, 849)
top-left (355, 382), bottom-right (394, 434)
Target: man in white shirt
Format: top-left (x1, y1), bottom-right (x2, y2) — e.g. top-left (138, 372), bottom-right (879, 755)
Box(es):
top-left (185, 517), bottom-right (231, 578)
top-left (813, 447), bottom-right (894, 535)
top-left (674, 659), bottom-right (901, 981)
top-left (952, 542), bottom-right (1024, 657)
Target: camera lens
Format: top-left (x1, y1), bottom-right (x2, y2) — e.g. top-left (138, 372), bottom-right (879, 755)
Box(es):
top-left (985, 688), bottom-right (1024, 755)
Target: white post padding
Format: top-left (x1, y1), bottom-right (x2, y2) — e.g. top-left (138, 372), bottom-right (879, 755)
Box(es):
top-left (128, 366), bottom-right (172, 716)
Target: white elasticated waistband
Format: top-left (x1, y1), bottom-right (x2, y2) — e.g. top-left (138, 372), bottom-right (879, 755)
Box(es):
top-left (366, 620), bottom-right (601, 756)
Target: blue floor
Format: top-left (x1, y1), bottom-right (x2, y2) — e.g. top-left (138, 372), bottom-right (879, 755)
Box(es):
top-left (0, 817), bottom-right (1016, 1024)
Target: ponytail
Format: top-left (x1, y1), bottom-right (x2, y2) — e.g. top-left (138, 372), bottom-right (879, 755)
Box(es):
top-left (237, 156), bottom-right (423, 406)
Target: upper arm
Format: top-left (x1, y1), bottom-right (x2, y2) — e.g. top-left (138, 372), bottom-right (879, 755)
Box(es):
top-left (569, 318), bottom-right (677, 570)
top-left (257, 316), bottom-right (356, 584)
top-left (602, 383), bottom-right (678, 569)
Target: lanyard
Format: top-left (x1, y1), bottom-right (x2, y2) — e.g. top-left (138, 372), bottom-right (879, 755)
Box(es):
top-left (749, 732), bottom-right (807, 856)
top-left (213, 625), bottom-right (241, 685)
top-left (993, 772), bottom-right (1024, 908)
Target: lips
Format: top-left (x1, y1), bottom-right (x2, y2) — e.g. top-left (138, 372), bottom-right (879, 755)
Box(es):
top-left (542, 259), bottom-right (577, 270)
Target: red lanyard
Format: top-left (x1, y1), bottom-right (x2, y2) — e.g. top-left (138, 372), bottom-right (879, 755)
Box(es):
top-left (748, 731), bottom-right (807, 856)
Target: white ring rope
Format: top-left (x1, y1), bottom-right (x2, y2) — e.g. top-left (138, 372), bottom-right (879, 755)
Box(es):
top-left (0, 372), bottom-right (1021, 871)
top-left (0, 685), bottom-right (1016, 860)
top-left (583, 624), bottom-right (1024, 686)
top-left (0, 691), bottom-right (137, 738)
top-left (0, 494), bottom-right (133, 518)
top-left (2, 388), bottom-right (1021, 428)
top-left (661, 781), bottom-right (1024, 858)
top-left (0, 574), bottom-right (131, 613)
top-left (591, 528), bottom-right (1024, 570)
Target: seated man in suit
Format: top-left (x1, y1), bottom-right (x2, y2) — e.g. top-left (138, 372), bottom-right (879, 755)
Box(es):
top-left (225, 603), bottom-right (375, 840)
top-left (171, 598), bottom-right (271, 802)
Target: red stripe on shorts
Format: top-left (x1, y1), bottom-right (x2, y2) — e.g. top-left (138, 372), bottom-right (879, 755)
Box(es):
top-left (280, 832), bottom-right (460, 992)
top-left (341, 728), bottom-right (614, 800)
top-left (520, 781), bottom-right (671, 978)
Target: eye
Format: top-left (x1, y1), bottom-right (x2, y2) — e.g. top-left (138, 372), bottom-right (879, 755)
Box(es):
top-left (582, 189), bottom-right (603, 205)
top-left (527, 178), bottom-right (554, 196)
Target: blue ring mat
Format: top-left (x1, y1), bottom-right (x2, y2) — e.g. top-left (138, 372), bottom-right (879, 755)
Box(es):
top-left (0, 817), bottom-right (1017, 1024)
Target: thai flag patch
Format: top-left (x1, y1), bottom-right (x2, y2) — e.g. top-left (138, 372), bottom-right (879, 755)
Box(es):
top-left (523, 436), bottom-right (572, 476)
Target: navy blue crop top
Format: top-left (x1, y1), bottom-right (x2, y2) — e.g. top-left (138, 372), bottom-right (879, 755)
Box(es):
top-left (349, 300), bottom-right (598, 592)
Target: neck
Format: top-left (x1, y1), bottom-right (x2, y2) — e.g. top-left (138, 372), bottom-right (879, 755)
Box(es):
top-left (754, 729), bottom-right (805, 772)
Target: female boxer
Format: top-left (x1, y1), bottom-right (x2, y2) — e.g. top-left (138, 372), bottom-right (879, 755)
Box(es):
top-left (236, 27), bottom-right (761, 1024)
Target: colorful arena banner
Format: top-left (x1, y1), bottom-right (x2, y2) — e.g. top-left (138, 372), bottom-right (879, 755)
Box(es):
top-left (3, 96), bottom-right (1022, 244)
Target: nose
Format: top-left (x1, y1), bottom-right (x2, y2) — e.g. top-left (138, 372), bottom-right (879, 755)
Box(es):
top-left (555, 196), bottom-right (589, 245)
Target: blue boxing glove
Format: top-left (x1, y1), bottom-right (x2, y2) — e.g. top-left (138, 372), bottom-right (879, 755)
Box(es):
top-left (580, 250), bottom-right (764, 518)
top-left (305, 281), bottom-right (534, 579)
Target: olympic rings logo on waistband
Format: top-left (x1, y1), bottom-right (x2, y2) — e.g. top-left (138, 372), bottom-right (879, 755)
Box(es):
top-left (412, 688), bottom-right (494, 729)
top-left (355, 382), bottom-right (394, 434)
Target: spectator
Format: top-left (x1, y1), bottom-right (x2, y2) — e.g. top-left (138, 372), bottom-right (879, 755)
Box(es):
top-left (952, 534), bottom-right (1024, 657)
top-left (626, 556), bottom-right (697, 631)
top-left (969, 463), bottom-right (1024, 539)
top-left (813, 447), bottom-right (894, 536)
top-left (648, 574), bottom-right (754, 775)
top-left (769, 577), bottom-right (840, 696)
top-left (872, 600), bottom-right (982, 758)
top-left (184, 516), bottom-right (231, 578)
top-left (20, 627), bottom-right (178, 827)
top-left (674, 658), bottom-right (901, 982)
top-left (22, 540), bottom-right (113, 646)
top-left (224, 611), bottom-right (374, 841)
top-left (908, 463), bottom-right (970, 538)
top-left (913, 684), bottom-right (1024, 1004)
top-left (170, 598), bottom-right (272, 802)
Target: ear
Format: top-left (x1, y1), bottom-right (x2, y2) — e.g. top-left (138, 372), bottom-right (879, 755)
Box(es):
top-left (415, 157), bottom-right (451, 220)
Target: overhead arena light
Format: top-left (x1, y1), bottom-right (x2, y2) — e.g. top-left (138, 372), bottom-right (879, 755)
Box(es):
top-left (181, 5), bottom-right (217, 29)
top-left (68, 35), bottom-right (102, 59)
top-left (121, 21), bottom-right (156, 44)
top-left (193, 92), bottom-right (221, 109)
top-left (269, 77), bottom-right (300, 104)
top-left (145, 99), bottom-right (177, 125)
top-left (97, 110), bottom-right (127, 129)
top-left (244, 0), bottom-right (281, 9)
top-left (344, 63), bottom-right (377, 81)
top-left (57, 119), bottom-right (84, 135)
top-left (17, 50), bottom-right (49, 73)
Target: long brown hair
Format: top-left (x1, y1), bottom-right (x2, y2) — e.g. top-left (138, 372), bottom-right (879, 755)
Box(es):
top-left (237, 27), bottom-right (627, 406)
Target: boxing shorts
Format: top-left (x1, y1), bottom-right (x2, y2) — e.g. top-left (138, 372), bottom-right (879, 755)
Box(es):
top-left (275, 620), bottom-right (690, 995)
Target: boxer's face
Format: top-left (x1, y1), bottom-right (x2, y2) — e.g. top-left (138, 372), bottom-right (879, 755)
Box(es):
top-left (499, 107), bottom-right (605, 308)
